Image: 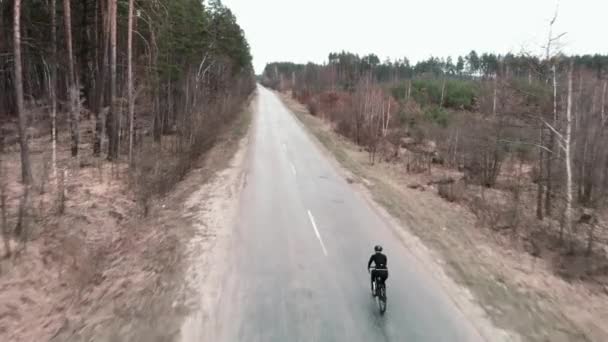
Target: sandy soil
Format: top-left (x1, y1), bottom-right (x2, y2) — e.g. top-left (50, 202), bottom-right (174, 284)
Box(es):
top-left (1, 125), bottom-right (145, 341)
top-left (178, 111), bottom-right (251, 342)
top-left (279, 92), bottom-right (608, 342)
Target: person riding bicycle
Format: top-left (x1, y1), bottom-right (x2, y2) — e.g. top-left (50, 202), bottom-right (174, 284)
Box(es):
top-left (367, 245), bottom-right (388, 295)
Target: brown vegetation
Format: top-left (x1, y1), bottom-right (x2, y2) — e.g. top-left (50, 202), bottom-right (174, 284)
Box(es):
top-left (281, 92), bottom-right (608, 341)
top-left (266, 21), bottom-right (608, 338)
top-left (269, 52), bottom-right (608, 282)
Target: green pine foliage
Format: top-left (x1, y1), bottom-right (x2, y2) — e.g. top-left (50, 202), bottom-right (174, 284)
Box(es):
top-left (0, 0), bottom-right (255, 116)
top-left (410, 80), bottom-right (477, 110)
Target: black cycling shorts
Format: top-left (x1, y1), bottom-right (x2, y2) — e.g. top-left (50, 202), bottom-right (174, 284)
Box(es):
top-left (372, 269), bottom-right (389, 282)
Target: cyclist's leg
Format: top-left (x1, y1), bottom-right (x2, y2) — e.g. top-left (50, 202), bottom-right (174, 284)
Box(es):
top-left (370, 270), bottom-right (375, 294)
top-left (376, 277), bottom-right (385, 299)
top-left (378, 271), bottom-right (387, 296)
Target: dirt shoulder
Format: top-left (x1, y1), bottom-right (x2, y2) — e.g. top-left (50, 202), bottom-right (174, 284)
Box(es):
top-left (178, 96), bottom-right (253, 342)
top-left (0, 97), bottom-right (254, 342)
top-left (278, 92), bottom-right (606, 342)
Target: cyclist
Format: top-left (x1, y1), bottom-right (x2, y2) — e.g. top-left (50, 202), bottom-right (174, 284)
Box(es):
top-left (367, 245), bottom-right (388, 295)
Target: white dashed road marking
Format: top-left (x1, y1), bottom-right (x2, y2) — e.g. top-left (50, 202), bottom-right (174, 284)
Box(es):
top-left (307, 210), bottom-right (328, 256)
top-left (290, 163), bottom-right (297, 175)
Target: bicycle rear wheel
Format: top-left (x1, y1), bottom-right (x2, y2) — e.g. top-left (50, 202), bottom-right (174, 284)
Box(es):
top-left (378, 285), bottom-right (387, 314)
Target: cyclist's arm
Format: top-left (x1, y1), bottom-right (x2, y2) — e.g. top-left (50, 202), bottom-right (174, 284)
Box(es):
top-left (367, 255), bottom-right (374, 269)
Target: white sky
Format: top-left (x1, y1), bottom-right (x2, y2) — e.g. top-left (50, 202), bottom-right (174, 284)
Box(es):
top-left (221, 0), bottom-right (608, 74)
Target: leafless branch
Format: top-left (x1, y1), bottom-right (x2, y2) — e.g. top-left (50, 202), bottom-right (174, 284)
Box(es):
top-left (541, 118), bottom-right (565, 143)
top-left (499, 139), bottom-right (556, 155)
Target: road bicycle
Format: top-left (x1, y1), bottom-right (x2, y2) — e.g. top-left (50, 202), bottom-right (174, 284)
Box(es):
top-left (369, 267), bottom-right (387, 314)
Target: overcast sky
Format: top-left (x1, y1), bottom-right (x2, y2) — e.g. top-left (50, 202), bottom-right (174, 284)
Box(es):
top-left (221, 0), bottom-right (608, 74)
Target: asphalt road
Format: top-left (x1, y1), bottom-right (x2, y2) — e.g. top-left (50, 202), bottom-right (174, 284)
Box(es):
top-left (205, 86), bottom-right (482, 342)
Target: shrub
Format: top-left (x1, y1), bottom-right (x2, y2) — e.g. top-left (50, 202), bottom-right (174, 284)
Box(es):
top-left (399, 100), bottom-right (424, 127)
top-left (306, 99), bottom-right (319, 115)
top-left (411, 80), bottom-right (441, 106)
top-left (444, 80), bottom-right (477, 109)
top-left (424, 106), bottom-right (449, 127)
top-left (390, 84), bottom-right (407, 101)
top-left (438, 179), bottom-right (466, 202)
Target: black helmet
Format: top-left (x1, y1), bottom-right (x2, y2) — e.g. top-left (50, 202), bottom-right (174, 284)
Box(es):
top-left (374, 245), bottom-right (383, 252)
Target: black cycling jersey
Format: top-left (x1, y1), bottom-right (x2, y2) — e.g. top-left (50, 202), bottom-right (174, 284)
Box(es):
top-left (368, 252), bottom-right (387, 269)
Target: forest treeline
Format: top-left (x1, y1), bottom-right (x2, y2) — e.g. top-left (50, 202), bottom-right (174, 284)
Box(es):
top-left (262, 48), bottom-right (608, 255)
top-left (1, 0), bottom-right (254, 161)
top-left (263, 50), bottom-right (608, 92)
top-left (1, 0), bottom-right (254, 243)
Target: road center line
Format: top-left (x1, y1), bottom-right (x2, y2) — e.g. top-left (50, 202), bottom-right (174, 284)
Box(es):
top-left (307, 210), bottom-right (328, 256)
top-left (290, 162), bottom-right (297, 175)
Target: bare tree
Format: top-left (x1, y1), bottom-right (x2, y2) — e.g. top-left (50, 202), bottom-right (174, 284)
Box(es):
top-left (12, 0), bottom-right (33, 184)
top-left (564, 62), bottom-right (574, 245)
top-left (541, 63), bottom-right (574, 244)
top-left (535, 6), bottom-right (566, 219)
top-left (50, 0), bottom-right (58, 180)
top-left (107, 0), bottom-right (118, 160)
top-left (63, 0), bottom-right (80, 157)
top-left (536, 126), bottom-right (544, 220)
top-left (1, 182), bottom-right (8, 258)
top-left (492, 77), bottom-right (498, 115)
top-left (127, 0), bottom-right (135, 164)
top-left (602, 80), bottom-right (607, 124)
top-left (543, 7), bottom-right (567, 217)
top-left (0, 141), bottom-right (9, 257)
top-left (381, 97), bottom-right (391, 137)
top-left (93, 0), bottom-right (110, 156)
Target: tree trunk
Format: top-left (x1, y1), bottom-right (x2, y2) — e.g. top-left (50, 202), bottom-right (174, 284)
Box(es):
top-left (1, 180), bottom-right (9, 257)
top-left (564, 62), bottom-right (574, 249)
top-left (107, 0), bottom-right (118, 160)
top-left (383, 99), bottom-right (391, 136)
top-left (602, 80), bottom-right (606, 125)
top-left (545, 144), bottom-right (553, 216)
top-left (94, 0), bottom-right (109, 156)
top-left (14, 184), bottom-right (30, 239)
top-left (80, 0), bottom-right (92, 106)
top-left (536, 126), bottom-right (544, 220)
top-left (63, 0), bottom-right (79, 157)
top-left (578, 136), bottom-right (588, 203)
top-left (0, 138), bottom-right (9, 257)
top-left (492, 76), bottom-right (498, 115)
top-left (452, 129), bottom-right (459, 168)
top-left (127, 0), bottom-right (135, 164)
top-left (50, 0), bottom-right (57, 180)
top-left (13, 0), bottom-right (33, 184)
top-left (440, 78), bottom-right (446, 108)
top-left (545, 64), bottom-right (558, 217)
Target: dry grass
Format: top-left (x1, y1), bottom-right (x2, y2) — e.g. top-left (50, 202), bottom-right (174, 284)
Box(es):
top-left (279, 92), bottom-right (608, 342)
top-left (0, 96), bottom-right (254, 342)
